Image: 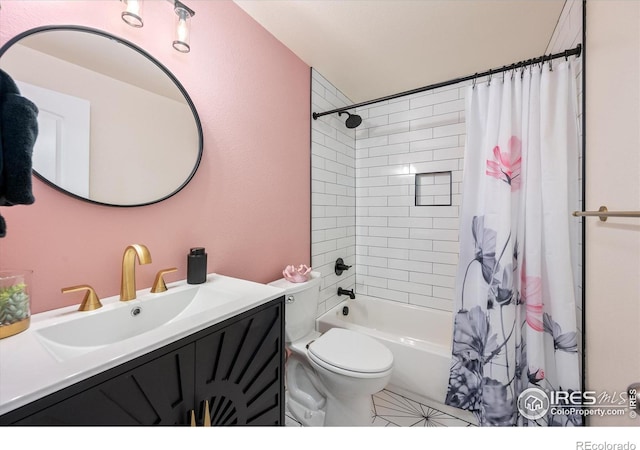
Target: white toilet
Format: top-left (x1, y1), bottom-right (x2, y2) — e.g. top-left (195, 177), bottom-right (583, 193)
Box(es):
top-left (269, 272), bottom-right (393, 426)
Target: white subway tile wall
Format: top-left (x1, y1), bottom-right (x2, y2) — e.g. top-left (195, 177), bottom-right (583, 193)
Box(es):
top-left (311, 69), bottom-right (356, 316)
top-left (354, 82), bottom-right (466, 312)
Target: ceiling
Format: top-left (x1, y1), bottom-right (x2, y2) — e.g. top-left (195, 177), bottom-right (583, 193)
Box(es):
top-left (234, 0), bottom-right (566, 104)
top-left (19, 29), bottom-right (185, 102)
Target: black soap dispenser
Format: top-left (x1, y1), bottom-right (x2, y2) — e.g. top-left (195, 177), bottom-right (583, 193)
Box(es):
top-left (187, 247), bottom-right (207, 284)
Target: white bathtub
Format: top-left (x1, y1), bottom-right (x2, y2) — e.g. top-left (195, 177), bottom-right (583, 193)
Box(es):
top-left (316, 296), bottom-right (453, 404)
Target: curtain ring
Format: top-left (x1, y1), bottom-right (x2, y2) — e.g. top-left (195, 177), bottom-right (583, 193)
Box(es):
top-left (472, 74), bottom-right (477, 89)
top-left (487, 69), bottom-right (492, 86)
top-left (502, 66), bottom-right (506, 83)
top-left (565, 49), bottom-right (569, 61)
top-left (548, 54), bottom-right (553, 71)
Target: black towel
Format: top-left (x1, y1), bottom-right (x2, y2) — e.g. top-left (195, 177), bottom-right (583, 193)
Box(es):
top-left (0, 69), bottom-right (39, 237)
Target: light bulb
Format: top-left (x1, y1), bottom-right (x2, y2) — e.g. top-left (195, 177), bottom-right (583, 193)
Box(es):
top-left (177, 17), bottom-right (188, 43)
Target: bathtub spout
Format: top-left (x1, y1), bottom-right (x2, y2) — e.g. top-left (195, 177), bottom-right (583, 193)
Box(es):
top-left (337, 287), bottom-right (355, 299)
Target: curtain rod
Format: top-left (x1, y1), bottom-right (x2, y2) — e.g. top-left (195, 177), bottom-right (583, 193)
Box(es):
top-left (312, 43), bottom-right (582, 120)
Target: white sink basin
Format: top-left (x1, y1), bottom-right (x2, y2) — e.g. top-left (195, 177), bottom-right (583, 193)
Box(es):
top-left (0, 273), bottom-right (285, 416)
top-left (35, 286), bottom-right (201, 361)
top-left (33, 279), bottom-right (254, 362)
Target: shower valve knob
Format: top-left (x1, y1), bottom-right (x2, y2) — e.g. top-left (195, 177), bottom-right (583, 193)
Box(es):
top-left (334, 258), bottom-right (352, 276)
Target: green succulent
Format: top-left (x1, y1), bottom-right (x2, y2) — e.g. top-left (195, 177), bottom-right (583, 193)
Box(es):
top-left (0, 283), bottom-right (30, 326)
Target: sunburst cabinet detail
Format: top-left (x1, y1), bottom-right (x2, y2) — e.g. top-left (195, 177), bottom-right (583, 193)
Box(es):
top-left (0, 297), bottom-right (285, 426)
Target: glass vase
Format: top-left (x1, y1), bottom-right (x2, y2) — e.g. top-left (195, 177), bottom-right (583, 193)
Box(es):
top-left (0, 270), bottom-right (32, 339)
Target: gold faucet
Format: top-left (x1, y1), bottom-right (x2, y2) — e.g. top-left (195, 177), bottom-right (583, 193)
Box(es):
top-left (61, 285), bottom-right (103, 311)
top-left (151, 267), bottom-right (177, 293)
top-left (120, 244), bottom-right (152, 301)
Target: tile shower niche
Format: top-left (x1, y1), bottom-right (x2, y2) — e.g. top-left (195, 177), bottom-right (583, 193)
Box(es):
top-left (415, 171), bottom-right (452, 207)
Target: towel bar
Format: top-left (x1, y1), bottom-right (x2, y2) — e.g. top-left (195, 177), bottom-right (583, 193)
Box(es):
top-left (572, 206), bottom-right (640, 222)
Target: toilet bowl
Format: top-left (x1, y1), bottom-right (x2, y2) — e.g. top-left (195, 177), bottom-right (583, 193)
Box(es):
top-left (269, 272), bottom-right (393, 426)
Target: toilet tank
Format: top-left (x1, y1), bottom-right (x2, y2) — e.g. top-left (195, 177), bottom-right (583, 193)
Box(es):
top-left (268, 271), bottom-right (321, 342)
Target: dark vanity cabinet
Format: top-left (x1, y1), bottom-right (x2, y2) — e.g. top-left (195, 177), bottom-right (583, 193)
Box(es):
top-left (0, 297), bottom-right (284, 426)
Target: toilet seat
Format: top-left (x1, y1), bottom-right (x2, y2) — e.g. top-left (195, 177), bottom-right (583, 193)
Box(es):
top-left (307, 328), bottom-right (393, 378)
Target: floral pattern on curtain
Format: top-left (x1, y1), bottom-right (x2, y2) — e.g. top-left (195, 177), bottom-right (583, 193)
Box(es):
top-left (445, 60), bottom-right (582, 426)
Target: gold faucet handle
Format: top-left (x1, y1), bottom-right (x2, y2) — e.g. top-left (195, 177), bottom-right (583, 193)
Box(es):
top-left (151, 267), bottom-right (178, 293)
top-left (62, 285), bottom-right (103, 311)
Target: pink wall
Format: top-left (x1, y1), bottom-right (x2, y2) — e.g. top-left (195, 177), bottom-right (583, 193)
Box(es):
top-left (0, 1), bottom-right (311, 313)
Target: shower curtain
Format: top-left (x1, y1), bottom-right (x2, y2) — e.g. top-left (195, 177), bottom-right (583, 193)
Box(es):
top-left (445, 60), bottom-right (581, 426)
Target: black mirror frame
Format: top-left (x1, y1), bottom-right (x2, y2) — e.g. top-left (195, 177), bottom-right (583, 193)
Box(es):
top-left (0, 25), bottom-right (204, 208)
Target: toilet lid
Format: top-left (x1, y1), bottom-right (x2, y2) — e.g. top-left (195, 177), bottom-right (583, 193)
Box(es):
top-left (307, 328), bottom-right (393, 374)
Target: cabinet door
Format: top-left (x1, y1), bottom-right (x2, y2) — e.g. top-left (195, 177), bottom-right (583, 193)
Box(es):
top-left (14, 345), bottom-right (195, 425)
top-left (194, 301), bottom-right (284, 426)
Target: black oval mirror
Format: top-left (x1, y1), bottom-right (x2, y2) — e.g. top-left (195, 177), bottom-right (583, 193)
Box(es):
top-left (0, 26), bottom-right (203, 207)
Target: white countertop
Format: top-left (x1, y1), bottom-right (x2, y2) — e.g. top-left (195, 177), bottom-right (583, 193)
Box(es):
top-left (0, 274), bottom-right (284, 416)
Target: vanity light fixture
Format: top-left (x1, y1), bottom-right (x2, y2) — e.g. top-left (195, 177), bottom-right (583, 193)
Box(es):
top-left (172, 1), bottom-right (194, 53)
top-left (119, 0), bottom-right (195, 53)
top-left (121, 0), bottom-right (144, 28)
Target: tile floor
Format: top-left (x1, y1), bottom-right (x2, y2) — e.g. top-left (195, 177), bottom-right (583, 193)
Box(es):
top-left (285, 388), bottom-right (477, 427)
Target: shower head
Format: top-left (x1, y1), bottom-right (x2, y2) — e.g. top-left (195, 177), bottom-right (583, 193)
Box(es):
top-left (338, 111), bottom-right (362, 129)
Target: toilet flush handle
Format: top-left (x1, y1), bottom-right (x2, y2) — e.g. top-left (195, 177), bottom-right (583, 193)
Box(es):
top-left (286, 295), bottom-right (295, 304)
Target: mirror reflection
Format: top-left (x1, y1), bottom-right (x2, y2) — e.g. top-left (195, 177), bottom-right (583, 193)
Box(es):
top-left (0, 26), bottom-right (202, 206)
